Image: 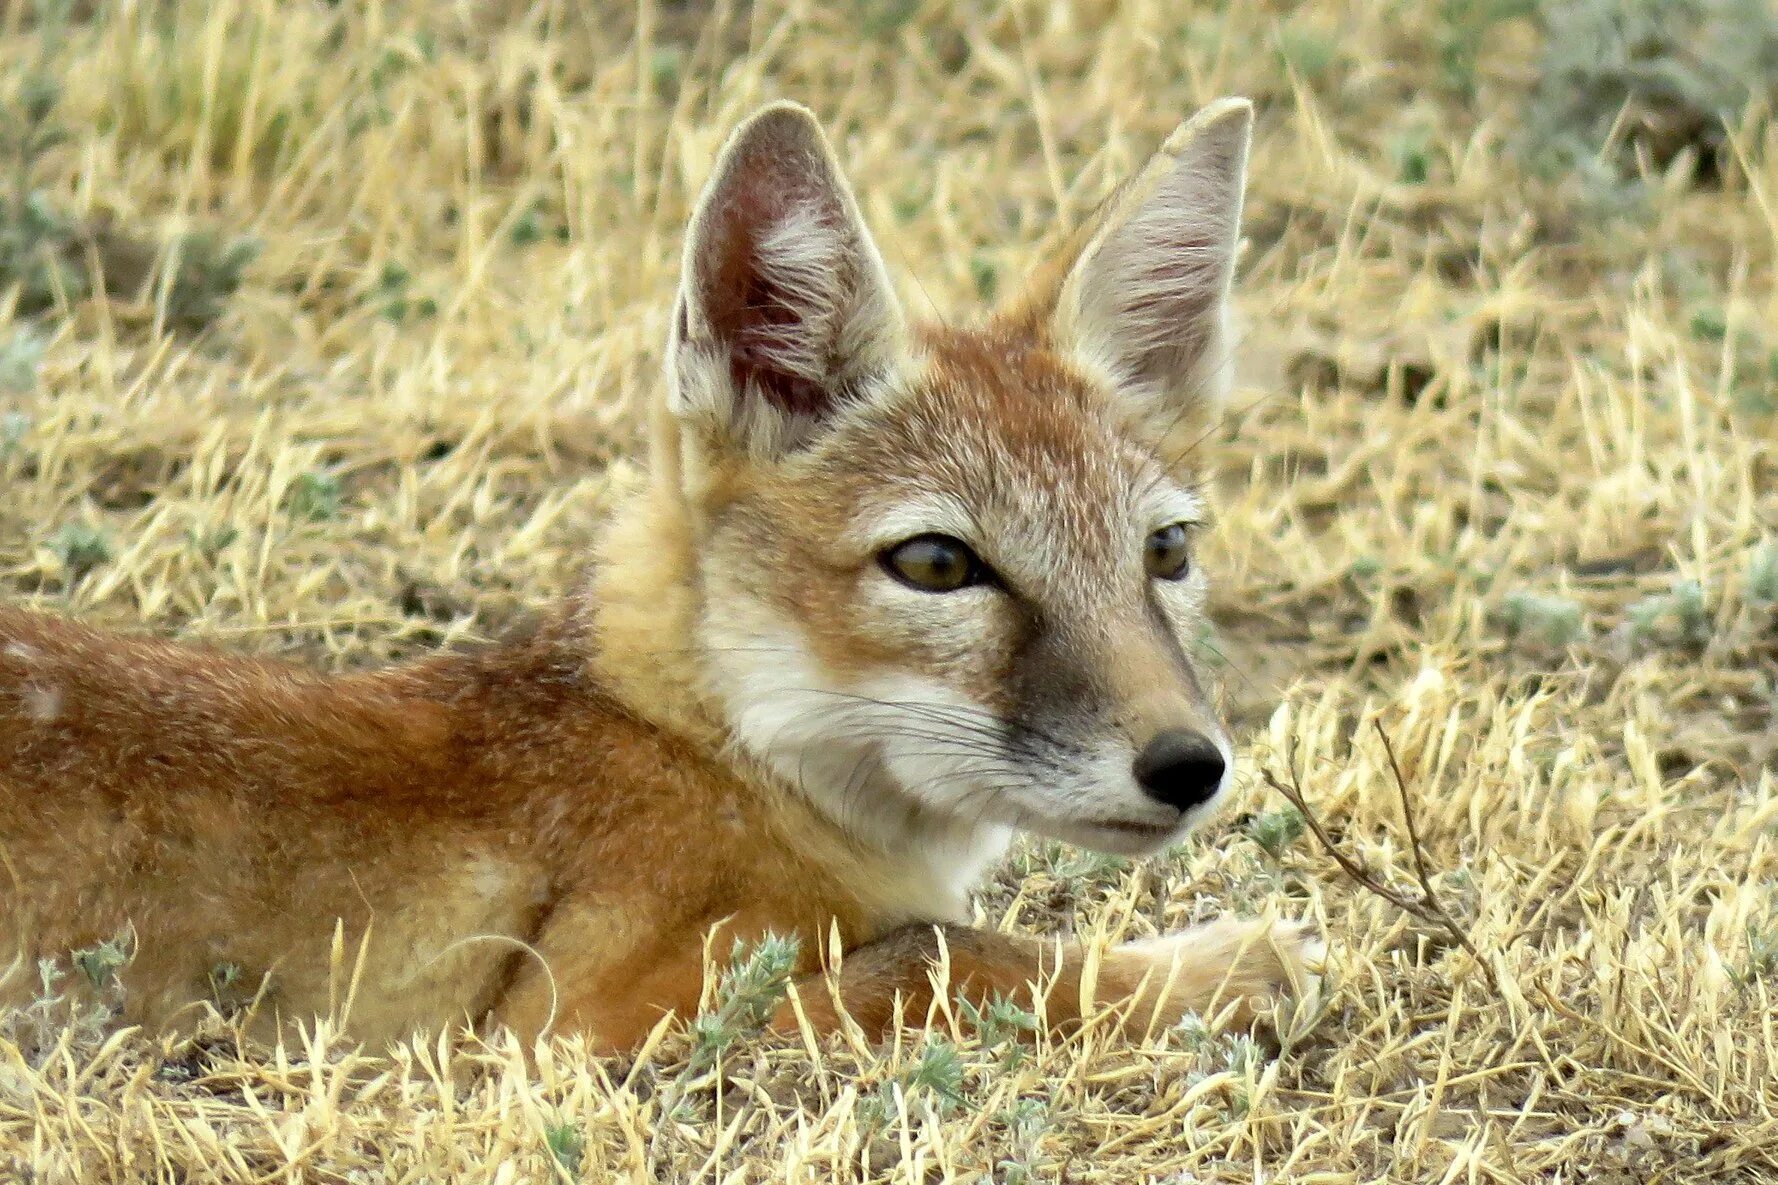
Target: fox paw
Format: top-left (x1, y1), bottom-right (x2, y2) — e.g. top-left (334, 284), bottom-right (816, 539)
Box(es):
top-left (1116, 916), bottom-right (1324, 1030)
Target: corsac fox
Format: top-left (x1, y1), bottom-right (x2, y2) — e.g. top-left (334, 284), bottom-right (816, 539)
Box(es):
top-left (0, 98), bottom-right (1317, 1054)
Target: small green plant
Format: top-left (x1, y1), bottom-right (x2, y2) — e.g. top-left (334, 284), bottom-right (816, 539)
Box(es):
top-left (891, 188), bottom-right (925, 224)
top-left (1746, 541), bottom-right (1778, 605)
top-left (160, 230), bottom-right (259, 331)
top-left (1274, 23), bottom-right (1338, 81)
top-left (191, 524), bottom-right (241, 559)
top-left (995, 1097), bottom-right (1052, 1184)
top-left (1035, 839), bottom-right (1130, 885)
top-left (862, 0), bottom-right (921, 39)
top-left (544, 1120), bottom-right (586, 1178)
top-left (958, 992), bottom-right (1038, 1068)
top-left (205, 961), bottom-right (249, 1011)
top-left (51, 523), bottom-right (112, 579)
top-left (859, 1036), bottom-right (969, 1130)
top-left (1222, 1031), bottom-right (1262, 1077)
top-left (1, 936), bottom-right (132, 1067)
top-left (371, 261), bottom-right (438, 323)
top-left (0, 192), bottom-right (87, 315)
top-left (1173, 1009), bottom-right (1213, 1049)
top-left (287, 472), bottom-right (342, 522)
top-left (0, 411), bottom-right (28, 459)
top-left (1221, 1032), bottom-right (1263, 1116)
top-left (73, 935), bottom-right (133, 991)
top-left (648, 46), bottom-right (685, 98)
top-left (1433, 0), bottom-right (1536, 97)
top-left (1172, 1016), bottom-right (1269, 1117)
top-left (1627, 578), bottom-right (1712, 645)
top-left (510, 201), bottom-right (547, 247)
top-left (1246, 807), bottom-right (1306, 858)
top-left (1733, 923), bottom-right (1778, 985)
top-left (903, 1037), bottom-right (966, 1107)
top-left (0, 329), bottom-right (46, 391)
top-left (1498, 589), bottom-right (1587, 646)
top-left (1689, 305), bottom-right (1729, 342)
top-left (687, 932), bottom-right (800, 1071)
top-left (1, 195), bottom-right (77, 322)
top-left (1732, 350), bottom-right (1778, 419)
top-left (1390, 129), bottom-right (1435, 184)
top-left (969, 254), bottom-right (998, 302)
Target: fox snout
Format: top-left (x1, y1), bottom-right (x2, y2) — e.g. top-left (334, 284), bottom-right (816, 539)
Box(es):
top-left (1102, 635), bottom-right (1232, 824)
top-left (1132, 727), bottom-right (1226, 813)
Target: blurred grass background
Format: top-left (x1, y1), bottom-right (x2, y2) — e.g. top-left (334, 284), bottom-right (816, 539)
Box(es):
top-left (1, 0), bottom-right (1776, 1180)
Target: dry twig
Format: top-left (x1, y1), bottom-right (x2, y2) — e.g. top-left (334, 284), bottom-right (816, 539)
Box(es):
top-left (1263, 721), bottom-right (1501, 995)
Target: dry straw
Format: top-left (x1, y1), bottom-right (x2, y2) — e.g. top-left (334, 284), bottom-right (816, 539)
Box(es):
top-left (2, 0), bottom-right (1775, 1180)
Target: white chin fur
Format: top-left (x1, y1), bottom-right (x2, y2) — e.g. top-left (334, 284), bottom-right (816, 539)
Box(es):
top-left (718, 649), bottom-right (1013, 828)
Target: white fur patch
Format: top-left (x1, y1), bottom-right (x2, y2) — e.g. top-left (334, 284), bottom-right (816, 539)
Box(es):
top-left (707, 623), bottom-right (1012, 916)
top-left (749, 203), bottom-right (851, 385)
top-left (468, 855), bottom-right (512, 903)
top-left (850, 494), bottom-right (979, 553)
top-left (705, 599), bottom-right (1232, 874)
top-left (22, 683), bottom-right (63, 723)
top-left (1138, 482), bottom-right (1206, 532)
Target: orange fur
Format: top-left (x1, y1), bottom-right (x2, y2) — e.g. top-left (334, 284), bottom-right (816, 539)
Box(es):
top-left (0, 99), bottom-right (1316, 1054)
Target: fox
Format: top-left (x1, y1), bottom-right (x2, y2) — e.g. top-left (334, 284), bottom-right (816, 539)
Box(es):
top-left (0, 97), bottom-right (1318, 1056)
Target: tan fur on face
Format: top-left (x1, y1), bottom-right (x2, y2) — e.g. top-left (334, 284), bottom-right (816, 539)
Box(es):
top-left (690, 319), bottom-right (1227, 859)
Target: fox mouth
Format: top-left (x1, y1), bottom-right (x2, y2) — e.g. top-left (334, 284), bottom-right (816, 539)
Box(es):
top-left (1045, 809), bottom-right (1190, 843)
top-left (1055, 790), bottom-right (1227, 851)
top-left (1088, 811), bottom-right (1187, 839)
top-left (1022, 809), bottom-right (1198, 857)
top-left (1092, 817), bottom-right (1180, 839)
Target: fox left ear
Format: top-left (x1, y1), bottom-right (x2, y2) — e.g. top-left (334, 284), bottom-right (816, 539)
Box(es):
top-left (1053, 98), bottom-right (1253, 427)
top-left (669, 102), bottom-right (905, 456)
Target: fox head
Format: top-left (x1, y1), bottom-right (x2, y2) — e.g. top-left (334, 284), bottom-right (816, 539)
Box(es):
top-left (647, 100), bottom-right (1251, 864)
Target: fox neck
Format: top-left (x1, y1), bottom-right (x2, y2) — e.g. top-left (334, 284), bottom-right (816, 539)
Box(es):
top-left (585, 469), bottom-right (1009, 919)
top-left (584, 471), bottom-right (725, 752)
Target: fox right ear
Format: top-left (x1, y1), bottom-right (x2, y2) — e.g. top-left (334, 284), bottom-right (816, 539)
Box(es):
top-left (669, 103), bottom-right (904, 456)
top-left (1051, 98), bottom-right (1253, 431)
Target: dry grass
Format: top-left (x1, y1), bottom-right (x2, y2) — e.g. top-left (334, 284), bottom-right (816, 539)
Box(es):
top-left (3, 0), bottom-right (1777, 1180)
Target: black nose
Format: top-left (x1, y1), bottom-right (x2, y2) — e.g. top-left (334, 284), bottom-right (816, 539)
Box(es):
top-left (1133, 729), bottom-right (1226, 812)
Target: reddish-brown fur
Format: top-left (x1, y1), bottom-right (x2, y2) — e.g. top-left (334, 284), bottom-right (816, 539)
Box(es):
top-left (0, 604), bottom-right (876, 1050)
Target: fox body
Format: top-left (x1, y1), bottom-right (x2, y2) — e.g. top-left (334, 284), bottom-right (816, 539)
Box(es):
top-left (0, 99), bottom-right (1315, 1053)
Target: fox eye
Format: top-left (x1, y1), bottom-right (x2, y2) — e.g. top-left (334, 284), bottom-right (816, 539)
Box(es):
top-left (1145, 523), bottom-right (1192, 581)
top-left (882, 535), bottom-right (988, 593)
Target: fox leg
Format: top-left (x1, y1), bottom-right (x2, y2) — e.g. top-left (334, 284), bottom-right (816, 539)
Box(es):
top-left (774, 916), bottom-right (1319, 1041)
